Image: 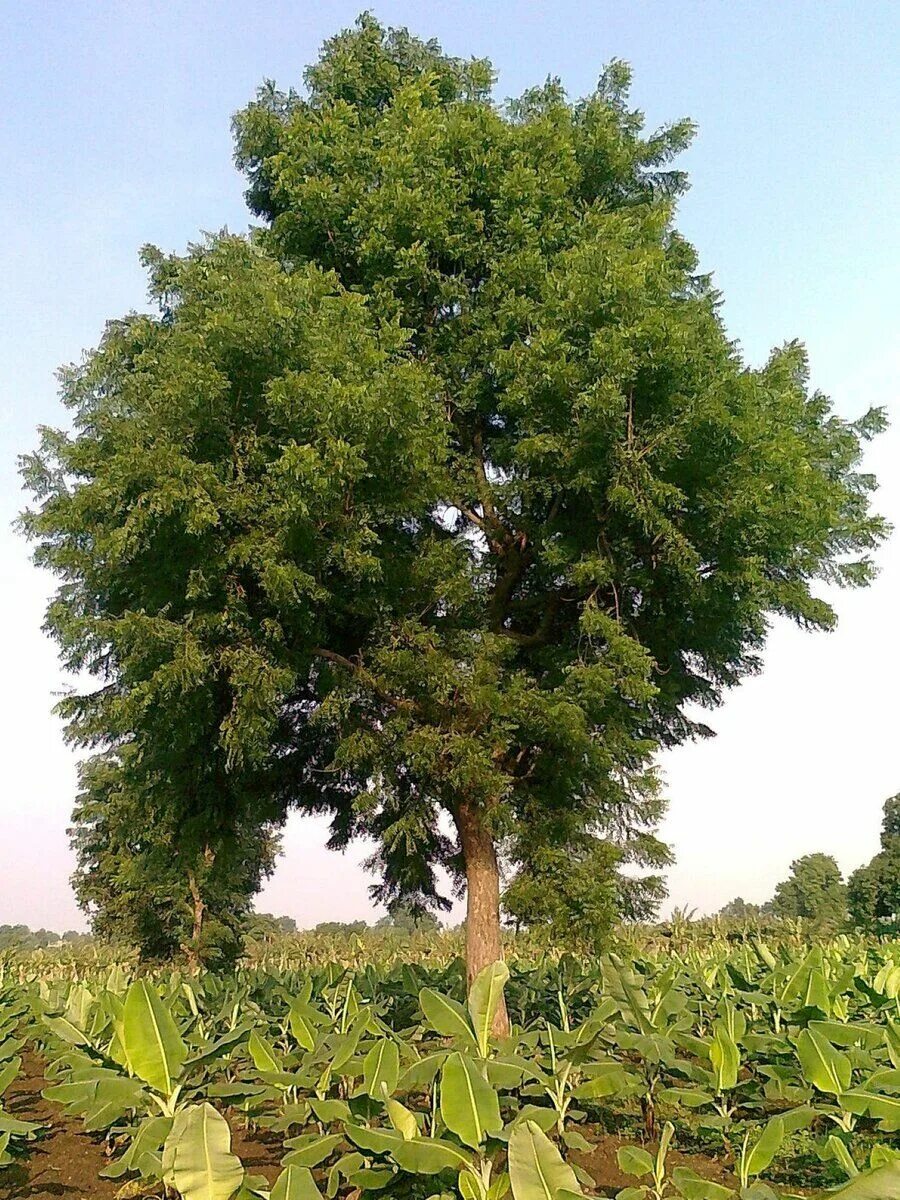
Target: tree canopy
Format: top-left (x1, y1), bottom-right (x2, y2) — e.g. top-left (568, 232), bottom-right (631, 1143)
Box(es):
top-left (717, 896), bottom-right (773, 921)
top-left (772, 853), bottom-right (847, 927)
top-left (22, 15), bottom-right (886, 1004)
top-left (71, 748), bottom-right (281, 967)
top-left (848, 795), bottom-right (900, 932)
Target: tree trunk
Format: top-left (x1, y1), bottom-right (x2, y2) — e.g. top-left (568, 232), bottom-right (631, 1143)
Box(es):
top-left (455, 801), bottom-right (509, 1037)
top-left (185, 866), bottom-right (206, 973)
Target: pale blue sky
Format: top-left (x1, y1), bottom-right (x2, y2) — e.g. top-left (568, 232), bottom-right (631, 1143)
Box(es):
top-left (2, 1), bottom-right (898, 930)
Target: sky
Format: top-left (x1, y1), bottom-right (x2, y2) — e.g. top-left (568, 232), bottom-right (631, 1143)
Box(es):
top-left (1, 0), bottom-right (897, 932)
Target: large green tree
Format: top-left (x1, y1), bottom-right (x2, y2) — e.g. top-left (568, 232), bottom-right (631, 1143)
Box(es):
top-left (23, 17), bottom-right (886, 1025)
top-left (848, 795), bottom-right (900, 932)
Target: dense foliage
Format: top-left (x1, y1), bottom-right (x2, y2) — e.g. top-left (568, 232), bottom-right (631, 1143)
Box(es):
top-left (21, 14), bottom-right (887, 992)
top-left (71, 751), bottom-right (282, 967)
top-left (849, 797), bottom-right (900, 934)
top-left (772, 855), bottom-right (848, 929)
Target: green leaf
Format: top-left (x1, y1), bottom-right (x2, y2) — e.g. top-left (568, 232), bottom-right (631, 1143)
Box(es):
top-left (100, 1114), bottom-right (172, 1178)
top-left (508, 1106), bottom-right (558, 1134)
top-left (0, 1113), bottom-right (40, 1138)
top-left (122, 979), bottom-right (186, 1095)
top-left (420, 988), bottom-right (478, 1051)
top-left (885, 1020), bottom-right (900, 1069)
top-left (743, 1116), bottom-right (784, 1178)
top-left (823, 1135), bottom-right (858, 1179)
top-left (271, 1165), bottom-right (324, 1200)
top-left (398, 1052), bottom-right (447, 1091)
top-left (709, 1025), bottom-right (740, 1092)
top-left (308, 1098), bottom-right (351, 1124)
top-left (573, 1064), bottom-right (634, 1099)
top-left (617, 1145), bottom-right (655, 1178)
top-left (165, 1103), bottom-right (244, 1200)
top-left (391, 1137), bottom-right (474, 1174)
top-left (42, 1014), bottom-right (89, 1046)
top-left (468, 961), bottom-right (510, 1056)
top-left (658, 1086), bottom-right (714, 1109)
top-left (282, 1134), bottom-right (344, 1167)
top-left (780, 1104), bottom-right (816, 1134)
top-left (289, 1005), bottom-right (317, 1052)
top-left (0, 1058), bottom-right (22, 1099)
top-left (330, 1014), bottom-right (367, 1073)
top-left (507, 1120), bottom-right (581, 1200)
top-left (796, 1027), bottom-right (852, 1095)
top-left (363, 1038), bottom-right (400, 1098)
top-left (440, 1052), bottom-right (502, 1149)
top-left (459, 1172), bottom-right (482, 1200)
top-left (345, 1124), bottom-right (405, 1155)
top-left (839, 1091), bottom-right (900, 1132)
top-left (671, 1167), bottom-right (734, 1199)
top-left (247, 1030), bottom-right (281, 1073)
top-left (824, 1161), bottom-right (900, 1196)
top-left (385, 1096), bottom-right (419, 1139)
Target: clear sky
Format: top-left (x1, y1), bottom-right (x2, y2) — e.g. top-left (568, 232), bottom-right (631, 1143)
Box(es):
top-left (1, 0), bottom-right (897, 931)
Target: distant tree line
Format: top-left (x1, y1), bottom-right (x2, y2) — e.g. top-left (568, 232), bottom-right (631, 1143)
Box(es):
top-left (0, 925), bottom-right (90, 951)
top-left (246, 902), bottom-right (441, 942)
top-left (717, 793), bottom-right (900, 931)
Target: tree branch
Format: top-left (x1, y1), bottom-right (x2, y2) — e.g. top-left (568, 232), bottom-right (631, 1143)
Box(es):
top-left (312, 648), bottom-right (417, 713)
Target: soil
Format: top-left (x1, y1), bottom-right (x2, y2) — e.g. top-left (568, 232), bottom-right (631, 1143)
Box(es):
top-left (574, 1133), bottom-right (738, 1192)
top-left (2, 1052), bottom-right (120, 1199)
top-left (229, 1126), bottom-right (283, 1187)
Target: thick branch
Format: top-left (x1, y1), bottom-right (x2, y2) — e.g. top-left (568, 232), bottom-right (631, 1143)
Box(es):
top-left (497, 592), bottom-right (561, 647)
top-left (312, 647), bottom-right (417, 714)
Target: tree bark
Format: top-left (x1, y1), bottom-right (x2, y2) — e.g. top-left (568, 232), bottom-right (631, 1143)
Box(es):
top-left (454, 801), bottom-right (510, 1037)
top-left (185, 859), bottom-right (209, 974)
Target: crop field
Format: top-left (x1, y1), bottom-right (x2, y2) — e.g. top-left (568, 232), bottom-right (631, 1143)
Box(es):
top-left (3, 932), bottom-right (900, 1199)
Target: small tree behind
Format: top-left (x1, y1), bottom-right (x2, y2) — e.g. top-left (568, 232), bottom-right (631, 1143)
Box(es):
top-left (772, 853), bottom-right (847, 927)
top-left (503, 830), bottom-right (670, 951)
top-left (848, 795), bottom-right (900, 932)
top-left (71, 750), bottom-right (281, 968)
top-left (717, 896), bottom-right (774, 920)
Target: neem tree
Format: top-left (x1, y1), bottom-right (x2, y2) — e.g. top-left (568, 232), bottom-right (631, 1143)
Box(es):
top-left (23, 16), bottom-right (885, 1013)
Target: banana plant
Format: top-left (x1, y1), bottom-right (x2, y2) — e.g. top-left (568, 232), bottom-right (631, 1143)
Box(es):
top-left (337, 962), bottom-right (515, 1199)
top-left (0, 1043), bottom-right (41, 1167)
top-left (615, 1120), bottom-right (678, 1199)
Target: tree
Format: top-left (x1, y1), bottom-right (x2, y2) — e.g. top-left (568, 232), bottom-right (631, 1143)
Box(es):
top-left (503, 827), bottom-right (670, 951)
top-left (848, 795), bottom-right (900, 932)
top-left (23, 17), bottom-right (886, 1030)
top-left (0, 925), bottom-right (59, 950)
top-left (246, 913), bottom-right (298, 942)
top-left (313, 920), bottom-right (370, 936)
top-left (230, 18), bottom-right (884, 996)
top-left (71, 751), bottom-right (281, 968)
top-left (772, 853), bottom-right (847, 927)
top-left (717, 896), bottom-right (774, 920)
top-left (376, 901), bottom-right (441, 934)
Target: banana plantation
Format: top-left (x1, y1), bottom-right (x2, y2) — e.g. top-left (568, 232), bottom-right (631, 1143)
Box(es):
top-left (4, 931), bottom-right (900, 1199)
